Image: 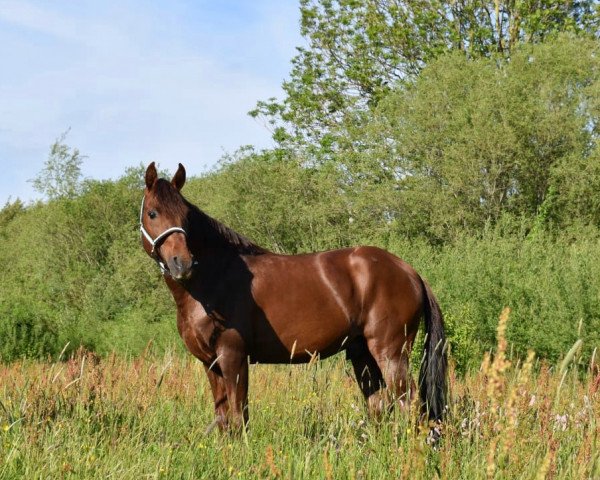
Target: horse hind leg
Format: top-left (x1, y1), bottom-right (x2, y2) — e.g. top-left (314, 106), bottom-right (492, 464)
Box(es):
top-left (346, 336), bottom-right (385, 417)
top-left (368, 337), bottom-right (416, 411)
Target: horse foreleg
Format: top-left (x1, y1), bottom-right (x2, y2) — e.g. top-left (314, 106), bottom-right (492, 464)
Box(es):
top-left (218, 349), bottom-right (249, 432)
top-left (204, 365), bottom-right (229, 432)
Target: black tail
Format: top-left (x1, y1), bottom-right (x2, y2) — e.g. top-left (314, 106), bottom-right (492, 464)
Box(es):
top-left (418, 278), bottom-right (447, 422)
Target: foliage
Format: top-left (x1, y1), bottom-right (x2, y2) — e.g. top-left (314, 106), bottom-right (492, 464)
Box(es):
top-left (184, 148), bottom-right (352, 253)
top-left (3, 151), bottom-right (600, 368)
top-left (0, 199), bottom-right (24, 236)
top-left (388, 227), bottom-right (600, 369)
top-left (0, 301), bottom-right (58, 362)
top-left (252, 0), bottom-right (600, 151)
top-left (349, 35), bottom-right (600, 241)
top-left (30, 131), bottom-right (85, 200)
top-left (0, 168), bottom-right (177, 360)
top-left (547, 140), bottom-right (600, 227)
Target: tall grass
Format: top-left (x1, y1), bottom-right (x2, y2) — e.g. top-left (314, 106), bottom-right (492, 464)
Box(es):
top-left (1, 311), bottom-right (599, 479)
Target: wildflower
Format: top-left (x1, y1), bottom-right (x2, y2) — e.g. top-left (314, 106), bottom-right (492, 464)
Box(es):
top-left (2, 424), bottom-right (9, 433)
top-left (554, 414), bottom-right (568, 432)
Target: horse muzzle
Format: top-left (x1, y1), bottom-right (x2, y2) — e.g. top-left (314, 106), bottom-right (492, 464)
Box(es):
top-left (166, 256), bottom-right (195, 281)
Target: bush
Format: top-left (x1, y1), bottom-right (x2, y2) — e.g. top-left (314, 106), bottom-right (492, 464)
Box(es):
top-left (388, 227), bottom-right (600, 368)
top-left (0, 301), bottom-right (59, 362)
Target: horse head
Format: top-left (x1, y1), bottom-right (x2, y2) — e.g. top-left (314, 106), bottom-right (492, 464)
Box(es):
top-left (140, 162), bottom-right (195, 281)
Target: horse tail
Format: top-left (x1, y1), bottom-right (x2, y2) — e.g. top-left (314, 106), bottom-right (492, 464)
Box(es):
top-left (418, 277), bottom-right (447, 422)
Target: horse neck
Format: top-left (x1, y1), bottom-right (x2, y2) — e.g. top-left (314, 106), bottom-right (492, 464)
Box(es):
top-left (162, 246), bottom-right (236, 301)
top-left (186, 205), bottom-right (267, 256)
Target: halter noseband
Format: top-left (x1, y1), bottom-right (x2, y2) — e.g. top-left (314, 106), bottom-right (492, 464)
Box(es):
top-left (139, 196), bottom-right (187, 274)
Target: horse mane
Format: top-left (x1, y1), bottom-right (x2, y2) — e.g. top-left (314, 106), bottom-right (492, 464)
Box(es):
top-left (153, 179), bottom-right (268, 255)
top-left (188, 204), bottom-right (269, 255)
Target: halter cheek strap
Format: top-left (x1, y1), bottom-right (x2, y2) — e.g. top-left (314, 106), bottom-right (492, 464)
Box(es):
top-left (139, 196), bottom-right (187, 274)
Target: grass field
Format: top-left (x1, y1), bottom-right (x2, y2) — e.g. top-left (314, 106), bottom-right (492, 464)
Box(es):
top-left (1, 311), bottom-right (599, 479)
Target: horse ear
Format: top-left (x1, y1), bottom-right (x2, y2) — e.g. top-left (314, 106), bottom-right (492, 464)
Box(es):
top-left (145, 162), bottom-right (157, 189)
top-left (171, 163), bottom-right (186, 191)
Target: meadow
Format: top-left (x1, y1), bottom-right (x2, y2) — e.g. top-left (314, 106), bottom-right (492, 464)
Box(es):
top-left (1, 310), bottom-right (598, 479)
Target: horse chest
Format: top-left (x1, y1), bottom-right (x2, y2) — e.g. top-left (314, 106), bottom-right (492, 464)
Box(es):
top-left (177, 312), bottom-right (219, 364)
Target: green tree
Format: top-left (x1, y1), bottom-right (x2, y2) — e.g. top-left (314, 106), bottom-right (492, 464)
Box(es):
top-left (252, 0), bottom-right (599, 152)
top-left (0, 198), bottom-right (25, 234)
top-left (185, 148), bottom-right (353, 253)
top-left (31, 131), bottom-right (85, 200)
top-left (354, 35), bottom-right (599, 241)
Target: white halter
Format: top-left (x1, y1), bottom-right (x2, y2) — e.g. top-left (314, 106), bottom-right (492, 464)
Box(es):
top-left (139, 196), bottom-right (187, 274)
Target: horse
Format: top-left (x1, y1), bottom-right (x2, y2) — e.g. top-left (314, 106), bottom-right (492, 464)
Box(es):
top-left (139, 162), bottom-right (447, 431)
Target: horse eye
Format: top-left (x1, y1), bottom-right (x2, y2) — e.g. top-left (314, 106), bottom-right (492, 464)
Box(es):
top-left (148, 210), bottom-right (157, 219)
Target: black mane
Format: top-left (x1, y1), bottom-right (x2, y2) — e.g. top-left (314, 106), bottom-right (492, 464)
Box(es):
top-left (153, 179), bottom-right (268, 255)
top-left (187, 203), bottom-right (269, 255)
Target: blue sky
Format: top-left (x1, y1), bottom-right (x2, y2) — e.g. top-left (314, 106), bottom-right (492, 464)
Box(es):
top-left (0, 0), bottom-right (301, 204)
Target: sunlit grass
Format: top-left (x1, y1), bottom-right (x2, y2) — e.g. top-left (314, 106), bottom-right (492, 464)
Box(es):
top-left (1, 312), bottom-right (599, 479)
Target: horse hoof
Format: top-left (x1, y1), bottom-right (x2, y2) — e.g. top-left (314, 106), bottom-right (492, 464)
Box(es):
top-left (204, 418), bottom-right (220, 434)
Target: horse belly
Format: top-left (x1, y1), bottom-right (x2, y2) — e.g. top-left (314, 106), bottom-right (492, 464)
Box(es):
top-left (248, 255), bottom-right (357, 363)
top-left (249, 306), bottom-right (353, 364)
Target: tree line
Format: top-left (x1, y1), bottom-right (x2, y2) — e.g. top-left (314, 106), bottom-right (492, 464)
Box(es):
top-left (1, 2), bottom-right (599, 369)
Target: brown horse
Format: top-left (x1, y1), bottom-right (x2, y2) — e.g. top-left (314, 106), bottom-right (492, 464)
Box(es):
top-left (140, 162), bottom-right (447, 430)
